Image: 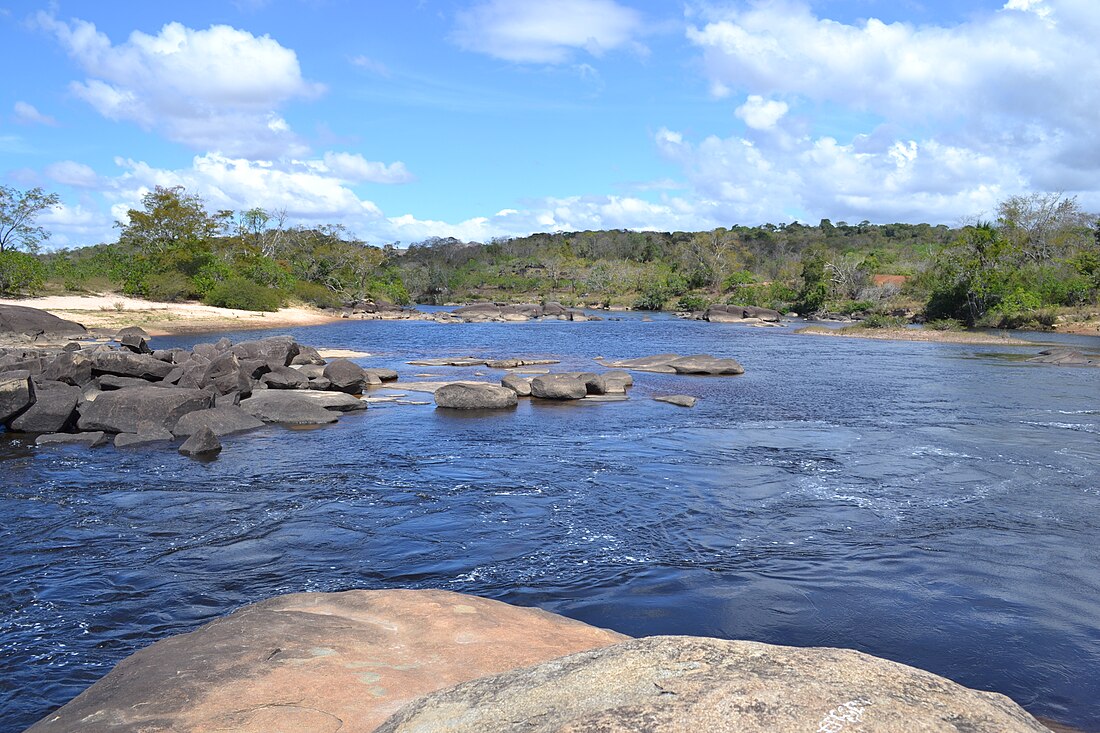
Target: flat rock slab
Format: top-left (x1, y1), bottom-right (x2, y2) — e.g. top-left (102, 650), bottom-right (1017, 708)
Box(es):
top-left (0, 304), bottom-right (86, 338)
top-left (377, 635), bottom-right (1049, 733)
top-left (26, 589), bottom-right (626, 733)
top-left (389, 380), bottom-right (492, 394)
top-left (655, 394), bottom-right (697, 407)
top-left (600, 353), bottom-right (744, 375)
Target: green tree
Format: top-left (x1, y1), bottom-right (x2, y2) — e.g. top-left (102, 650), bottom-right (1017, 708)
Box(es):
top-left (0, 186), bottom-right (60, 253)
top-left (117, 186), bottom-right (228, 258)
top-left (794, 249), bottom-right (828, 314)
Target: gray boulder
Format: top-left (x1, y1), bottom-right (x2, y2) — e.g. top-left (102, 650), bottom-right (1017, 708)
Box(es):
top-left (179, 426), bottom-right (221, 457)
top-left (0, 304), bottom-right (86, 338)
top-left (376, 635), bottom-right (1049, 733)
top-left (97, 374), bottom-right (157, 390)
top-left (501, 373), bottom-right (532, 397)
top-left (363, 367), bottom-right (399, 382)
top-left (115, 429), bottom-right (175, 448)
top-left (260, 365), bottom-right (310, 390)
top-left (115, 326), bottom-right (150, 341)
top-left (119, 332), bottom-right (152, 354)
top-left (530, 374), bottom-right (587, 400)
top-left (41, 352), bottom-right (94, 386)
top-left (291, 391), bottom-right (367, 412)
top-left (91, 351), bottom-right (175, 381)
top-left (290, 344), bottom-right (326, 365)
top-left (9, 382), bottom-right (80, 432)
top-left (172, 407), bottom-right (265, 438)
top-left (667, 354), bottom-right (745, 375)
top-left (230, 336), bottom-right (299, 367)
top-left (435, 383), bottom-right (518, 410)
top-left (36, 431), bottom-right (107, 447)
top-left (0, 370), bottom-right (35, 424)
top-left (201, 352), bottom-right (253, 395)
top-left (585, 370), bottom-right (633, 395)
top-left (323, 359), bottom-right (368, 394)
top-left (239, 391), bottom-right (339, 425)
top-left (77, 387), bottom-right (215, 433)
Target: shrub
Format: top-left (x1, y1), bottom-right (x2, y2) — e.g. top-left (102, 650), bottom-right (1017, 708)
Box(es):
top-left (858, 313), bottom-right (906, 329)
top-left (0, 251), bottom-right (45, 295)
top-left (634, 284), bottom-right (667, 311)
top-left (291, 280), bottom-right (342, 309)
top-left (676, 293), bottom-right (710, 312)
top-left (144, 271), bottom-right (195, 302)
top-left (925, 318), bottom-right (965, 331)
top-left (204, 278), bottom-right (285, 311)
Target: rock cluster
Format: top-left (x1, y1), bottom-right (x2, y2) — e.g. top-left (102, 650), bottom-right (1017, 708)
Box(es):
top-left (448, 302), bottom-right (600, 322)
top-left (693, 303), bottom-right (783, 323)
top-left (26, 590), bottom-right (1050, 733)
top-left (434, 369), bottom-right (634, 409)
top-left (0, 333), bottom-right (373, 454)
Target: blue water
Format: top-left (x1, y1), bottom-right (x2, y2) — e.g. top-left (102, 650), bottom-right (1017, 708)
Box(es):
top-left (2, 316), bottom-right (1099, 731)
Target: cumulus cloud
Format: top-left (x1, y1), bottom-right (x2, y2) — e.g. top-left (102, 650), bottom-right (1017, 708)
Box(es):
top-left (734, 95), bottom-right (788, 130)
top-left (13, 101), bottom-right (58, 126)
top-left (453, 0), bottom-right (644, 63)
top-left (321, 152), bottom-right (415, 184)
top-left (669, 0), bottom-right (1100, 222)
top-left (35, 12), bottom-right (322, 157)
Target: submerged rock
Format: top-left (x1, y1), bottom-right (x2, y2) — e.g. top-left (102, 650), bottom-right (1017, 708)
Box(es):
top-left (602, 353), bottom-right (745, 375)
top-left (655, 394), bottom-right (697, 407)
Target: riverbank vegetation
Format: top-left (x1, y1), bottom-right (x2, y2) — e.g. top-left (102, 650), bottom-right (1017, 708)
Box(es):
top-left (2, 185), bottom-right (1098, 329)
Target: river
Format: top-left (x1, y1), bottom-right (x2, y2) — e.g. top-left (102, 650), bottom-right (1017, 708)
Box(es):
top-left (2, 314), bottom-right (1098, 731)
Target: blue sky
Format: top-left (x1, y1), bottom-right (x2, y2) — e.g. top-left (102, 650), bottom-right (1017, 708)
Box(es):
top-left (1, 0), bottom-right (1096, 248)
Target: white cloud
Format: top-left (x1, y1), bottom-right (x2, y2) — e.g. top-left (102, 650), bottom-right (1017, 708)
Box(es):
top-left (734, 95), bottom-right (788, 130)
top-left (36, 13), bottom-right (321, 157)
top-left (44, 160), bottom-right (100, 188)
top-left (321, 152), bottom-right (415, 184)
top-left (672, 0), bottom-right (1100, 223)
top-left (453, 0), bottom-right (644, 63)
top-left (13, 101), bottom-right (58, 126)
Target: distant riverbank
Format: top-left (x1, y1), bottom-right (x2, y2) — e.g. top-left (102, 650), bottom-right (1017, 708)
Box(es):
top-left (0, 295), bottom-right (342, 336)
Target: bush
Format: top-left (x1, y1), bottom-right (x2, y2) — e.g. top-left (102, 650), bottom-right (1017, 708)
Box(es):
top-left (204, 278), bottom-right (285, 311)
top-left (144, 271), bottom-right (195, 302)
top-left (676, 293), bottom-right (710, 312)
top-left (634, 285), bottom-right (667, 311)
top-left (291, 280), bottom-right (342, 309)
top-left (858, 313), bottom-right (906, 329)
top-left (0, 251), bottom-right (45, 295)
top-left (925, 317), bottom-right (965, 331)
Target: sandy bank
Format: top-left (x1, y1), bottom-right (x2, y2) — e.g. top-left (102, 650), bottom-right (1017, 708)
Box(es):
top-left (796, 324), bottom-right (1034, 346)
top-left (0, 294), bottom-right (342, 337)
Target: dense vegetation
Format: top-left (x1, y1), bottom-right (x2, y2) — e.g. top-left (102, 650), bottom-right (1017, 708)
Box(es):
top-left (2, 184), bottom-right (1098, 327)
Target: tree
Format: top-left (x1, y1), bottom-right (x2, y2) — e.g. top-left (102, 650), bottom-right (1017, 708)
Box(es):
top-left (996, 192), bottom-right (1091, 263)
top-left (116, 186), bottom-right (228, 257)
top-left (794, 249), bottom-right (829, 315)
top-left (0, 186), bottom-right (60, 253)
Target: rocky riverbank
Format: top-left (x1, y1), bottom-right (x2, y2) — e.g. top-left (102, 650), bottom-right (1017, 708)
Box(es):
top-left (25, 589), bottom-right (1053, 733)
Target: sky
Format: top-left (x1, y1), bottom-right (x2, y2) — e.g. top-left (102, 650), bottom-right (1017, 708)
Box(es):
top-left (1, 0), bottom-right (1097, 248)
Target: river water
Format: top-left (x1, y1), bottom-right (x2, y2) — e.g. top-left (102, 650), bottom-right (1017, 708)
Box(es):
top-left (2, 315), bottom-right (1099, 732)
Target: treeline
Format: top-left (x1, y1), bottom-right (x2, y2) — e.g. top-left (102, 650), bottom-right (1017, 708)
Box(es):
top-left (5, 185), bottom-right (1100, 328)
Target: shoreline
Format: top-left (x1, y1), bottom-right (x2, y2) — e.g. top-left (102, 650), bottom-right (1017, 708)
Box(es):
top-left (0, 295), bottom-right (343, 337)
top-left (795, 324), bottom-right (1036, 345)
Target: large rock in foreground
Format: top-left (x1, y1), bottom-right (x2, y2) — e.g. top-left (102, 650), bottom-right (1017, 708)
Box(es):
top-left (26, 590), bottom-right (626, 733)
top-left (0, 304), bottom-right (86, 338)
top-left (378, 635), bottom-right (1049, 733)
